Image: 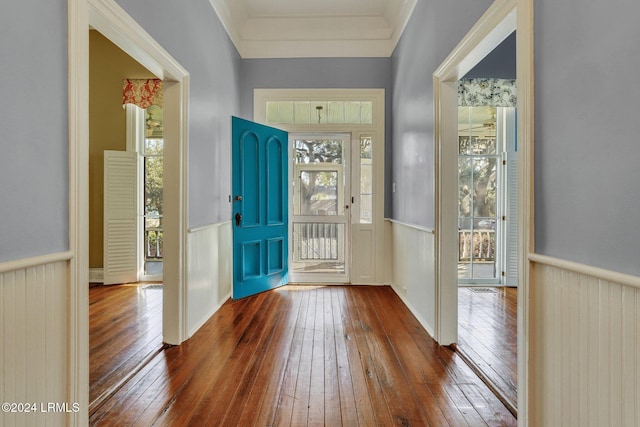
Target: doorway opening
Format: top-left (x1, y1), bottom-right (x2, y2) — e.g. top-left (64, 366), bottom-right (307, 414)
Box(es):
top-left (88, 29), bottom-right (166, 413)
top-left (132, 103), bottom-right (165, 281)
top-left (454, 48), bottom-right (519, 417)
top-left (433, 0), bottom-right (533, 419)
top-left (454, 38), bottom-right (518, 415)
top-left (82, 0), bottom-right (190, 416)
top-left (457, 105), bottom-right (517, 285)
top-left (290, 134), bottom-right (351, 282)
top-left (254, 89), bottom-right (386, 285)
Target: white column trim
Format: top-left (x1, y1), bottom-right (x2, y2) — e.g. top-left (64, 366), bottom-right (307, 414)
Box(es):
top-left (68, 0), bottom-right (90, 424)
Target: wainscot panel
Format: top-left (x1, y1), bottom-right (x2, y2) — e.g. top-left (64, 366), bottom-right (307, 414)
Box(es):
top-left (186, 221), bottom-right (233, 337)
top-left (530, 258), bottom-right (640, 427)
top-left (390, 220), bottom-right (436, 337)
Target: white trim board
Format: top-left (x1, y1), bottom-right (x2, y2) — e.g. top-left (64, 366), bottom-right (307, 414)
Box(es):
top-left (529, 253), bottom-right (640, 290)
top-left (0, 251), bottom-right (74, 275)
top-left (388, 219), bottom-right (435, 235)
top-left (432, 0), bottom-right (534, 424)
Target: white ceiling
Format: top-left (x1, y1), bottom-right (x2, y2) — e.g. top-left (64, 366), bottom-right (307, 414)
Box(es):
top-left (209, 0), bottom-right (417, 58)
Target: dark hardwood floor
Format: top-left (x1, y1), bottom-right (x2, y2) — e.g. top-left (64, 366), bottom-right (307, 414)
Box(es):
top-left (457, 286), bottom-right (518, 415)
top-left (89, 283), bottom-right (164, 412)
top-left (90, 285), bottom-right (515, 426)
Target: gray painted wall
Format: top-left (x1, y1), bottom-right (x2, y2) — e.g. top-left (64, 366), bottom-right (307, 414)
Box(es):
top-left (4, 0), bottom-right (636, 277)
top-left (240, 57), bottom-right (393, 216)
top-left (391, 0), bottom-right (493, 228)
top-left (0, 0), bottom-right (69, 262)
top-left (464, 31), bottom-right (516, 79)
top-left (116, 0), bottom-right (241, 228)
top-left (535, 0), bottom-right (640, 276)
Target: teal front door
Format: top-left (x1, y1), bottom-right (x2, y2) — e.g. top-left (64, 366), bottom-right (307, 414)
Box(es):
top-left (232, 117), bottom-right (289, 299)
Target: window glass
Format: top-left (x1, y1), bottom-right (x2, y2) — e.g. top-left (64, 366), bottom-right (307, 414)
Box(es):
top-left (360, 136), bottom-right (373, 223)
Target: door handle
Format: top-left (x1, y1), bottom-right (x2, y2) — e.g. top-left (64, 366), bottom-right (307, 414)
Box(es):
top-left (235, 212), bottom-right (242, 226)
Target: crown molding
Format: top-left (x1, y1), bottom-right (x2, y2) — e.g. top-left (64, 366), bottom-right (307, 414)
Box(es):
top-left (209, 0), bottom-right (416, 58)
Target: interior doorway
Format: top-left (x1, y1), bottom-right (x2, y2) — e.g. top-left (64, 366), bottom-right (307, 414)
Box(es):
top-left (432, 0), bottom-right (533, 418)
top-left (454, 41), bottom-right (519, 416)
top-left (88, 29), bottom-right (166, 413)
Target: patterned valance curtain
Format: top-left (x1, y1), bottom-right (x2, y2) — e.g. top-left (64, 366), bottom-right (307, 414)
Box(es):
top-left (122, 79), bottom-right (163, 109)
top-left (458, 78), bottom-right (516, 107)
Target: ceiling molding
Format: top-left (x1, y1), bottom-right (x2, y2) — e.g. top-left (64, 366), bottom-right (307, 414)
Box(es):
top-left (209, 0), bottom-right (417, 58)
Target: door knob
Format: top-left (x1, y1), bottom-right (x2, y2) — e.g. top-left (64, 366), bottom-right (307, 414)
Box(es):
top-left (235, 212), bottom-right (242, 226)
top-left (234, 195), bottom-right (243, 201)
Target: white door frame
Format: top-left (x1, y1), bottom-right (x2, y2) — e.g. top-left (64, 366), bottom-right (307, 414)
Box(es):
top-left (433, 0), bottom-right (533, 424)
top-left (69, 0), bottom-right (189, 421)
top-left (87, 0), bottom-right (190, 345)
top-left (254, 88), bottom-right (386, 285)
top-left (289, 133), bottom-right (351, 283)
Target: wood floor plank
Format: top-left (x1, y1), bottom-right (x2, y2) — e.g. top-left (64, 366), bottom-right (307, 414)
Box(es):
top-left (368, 287), bottom-right (457, 427)
top-left (341, 287), bottom-right (395, 425)
top-left (307, 288), bottom-right (326, 426)
top-left (457, 287), bottom-right (518, 410)
top-left (89, 283), bottom-right (163, 406)
top-left (108, 291), bottom-right (265, 426)
top-left (289, 288), bottom-right (317, 426)
top-left (159, 291), bottom-right (280, 425)
top-left (329, 288), bottom-right (361, 426)
top-left (271, 289), bottom-right (311, 426)
top-left (235, 287), bottom-right (303, 426)
top-left (321, 288), bottom-right (342, 426)
top-left (92, 285), bottom-right (516, 427)
top-left (349, 287), bottom-right (430, 425)
top-left (217, 289), bottom-right (296, 426)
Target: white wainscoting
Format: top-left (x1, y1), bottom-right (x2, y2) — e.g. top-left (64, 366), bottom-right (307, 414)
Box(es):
top-left (0, 256), bottom-right (71, 426)
top-left (529, 255), bottom-right (640, 427)
top-left (186, 221), bottom-right (232, 337)
top-left (389, 220), bottom-right (436, 337)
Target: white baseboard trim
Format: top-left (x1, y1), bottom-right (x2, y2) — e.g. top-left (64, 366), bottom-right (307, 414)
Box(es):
top-left (187, 291), bottom-right (231, 338)
top-left (89, 268), bottom-right (104, 283)
top-left (390, 284), bottom-right (435, 338)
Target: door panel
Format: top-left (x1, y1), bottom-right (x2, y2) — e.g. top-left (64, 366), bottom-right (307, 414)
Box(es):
top-left (232, 117), bottom-right (288, 299)
top-left (103, 150), bottom-right (138, 285)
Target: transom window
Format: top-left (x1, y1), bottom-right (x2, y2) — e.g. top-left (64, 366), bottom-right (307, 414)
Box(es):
top-left (266, 100), bottom-right (373, 125)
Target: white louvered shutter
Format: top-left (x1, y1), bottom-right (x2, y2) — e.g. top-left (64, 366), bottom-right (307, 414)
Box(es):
top-left (103, 150), bottom-right (138, 285)
top-left (503, 108), bottom-right (518, 287)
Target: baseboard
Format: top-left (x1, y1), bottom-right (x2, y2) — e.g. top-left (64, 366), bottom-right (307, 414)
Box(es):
top-left (390, 284), bottom-right (435, 338)
top-left (89, 268), bottom-right (104, 283)
top-left (187, 292), bottom-right (231, 338)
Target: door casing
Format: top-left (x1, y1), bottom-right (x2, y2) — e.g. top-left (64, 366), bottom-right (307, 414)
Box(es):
top-left (433, 0), bottom-right (534, 422)
top-left (253, 89), bottom-right (386, 285)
